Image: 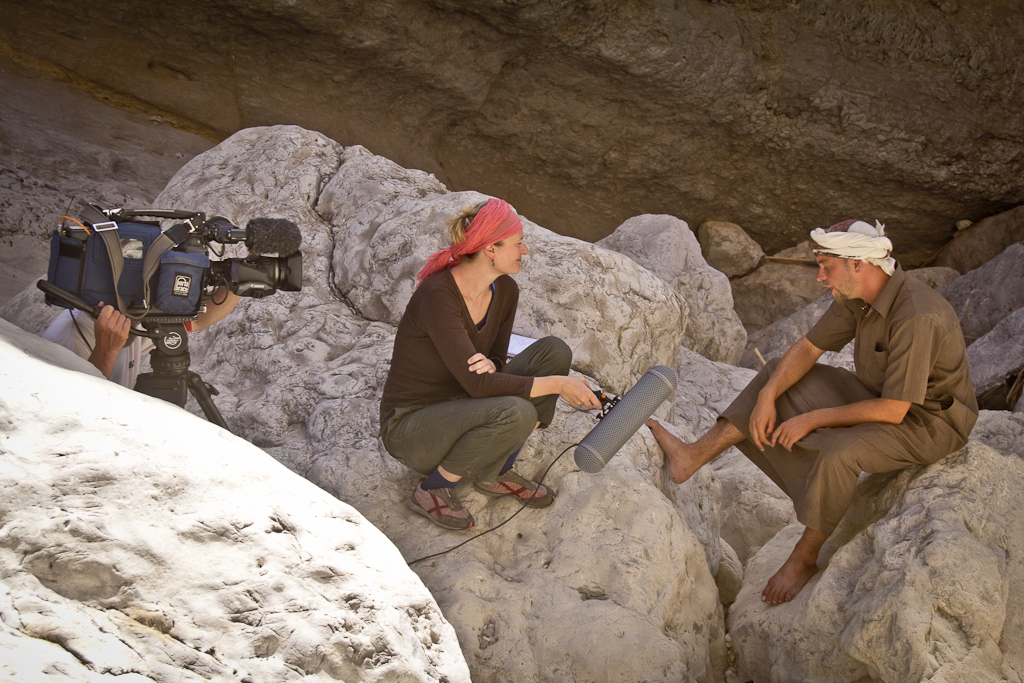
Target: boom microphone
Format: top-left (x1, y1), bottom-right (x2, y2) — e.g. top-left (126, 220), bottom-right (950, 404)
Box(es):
top-left (574, 365), bottom-right (677, 473)
top-left (246, 218), bottom-right (302, 256)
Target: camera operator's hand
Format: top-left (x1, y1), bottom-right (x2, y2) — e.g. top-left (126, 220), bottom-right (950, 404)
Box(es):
top-left (88, 302), bottom-right (131, 379)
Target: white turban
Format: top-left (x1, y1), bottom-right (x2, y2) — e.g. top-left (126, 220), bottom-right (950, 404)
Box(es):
top-left (809, 220), bottom-right (895, 276)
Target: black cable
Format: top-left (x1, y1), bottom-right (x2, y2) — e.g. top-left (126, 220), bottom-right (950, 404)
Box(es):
top-left (407, 441), bottom-right (580, 566)
top-left (70, 310), bottom-right (94, 355)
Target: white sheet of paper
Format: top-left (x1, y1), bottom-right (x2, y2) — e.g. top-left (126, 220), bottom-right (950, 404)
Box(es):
top-left (507, 334), bottom-right (536, 358)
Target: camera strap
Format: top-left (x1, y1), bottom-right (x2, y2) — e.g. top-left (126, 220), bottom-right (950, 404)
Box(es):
top-left (82, 204), bottom-right (190, 319)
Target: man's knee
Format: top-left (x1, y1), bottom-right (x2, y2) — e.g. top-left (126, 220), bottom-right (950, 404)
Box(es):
top-left (815, 436), bottom-right (878, 480)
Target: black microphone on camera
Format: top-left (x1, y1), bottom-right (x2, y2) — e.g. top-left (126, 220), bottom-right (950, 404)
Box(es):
top-left (574, 365), bottom-right (677, 473)
top-left (245, 218), bottom-right (302, 256)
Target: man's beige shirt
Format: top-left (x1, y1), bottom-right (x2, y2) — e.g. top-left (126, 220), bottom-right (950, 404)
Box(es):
top-left (807, 264), bottom-right (978, 441)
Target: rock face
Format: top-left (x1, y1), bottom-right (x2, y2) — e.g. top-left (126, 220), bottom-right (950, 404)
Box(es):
top-left (729, 440), bottom-right (1024, 683)
top-left (967, 306), bottom-right (1024, 411)
top-left (697, 220), bottom-right (764, 279)
top-left (730, 242), bottom-right (822, 333)
top-left (942, 241), bottom-right (1024, 345)
top-left (0, 318), bottom-right (471, 683)
top-left (741, 293), bottom-right (834, 369)
top-left (49, 125), bottom-right (725, 683)
top-left (935, 204), bottom-right (1024, 274)
top-left (597, 214), bottom-right (746, 365)
top-left (2, 1), bottom-right (1022, 263)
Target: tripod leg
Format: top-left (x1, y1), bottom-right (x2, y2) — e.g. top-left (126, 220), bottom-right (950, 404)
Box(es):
top-left (187, 371), bottom-right (230, 432)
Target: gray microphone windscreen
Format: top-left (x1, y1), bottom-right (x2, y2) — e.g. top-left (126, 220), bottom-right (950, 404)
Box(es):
top-left (574, 365), bottom-right (677, 473)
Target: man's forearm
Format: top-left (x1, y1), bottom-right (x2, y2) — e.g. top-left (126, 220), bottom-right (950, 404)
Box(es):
top-left (770, 396), bottom-right (912, 451)
top-left (192, 288), bottom-right (242, 332)
top-left (88, 347), bottom-right (118, 379)
top-left (759, 337), bottom-right (825, 404)
top-left (801, 398), bottom-right (911, 430)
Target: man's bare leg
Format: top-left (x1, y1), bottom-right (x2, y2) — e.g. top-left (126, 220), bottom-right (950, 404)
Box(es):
top-left (762, 527), bottom-right (826, 605)
top-left (645, 417), bottom-right (744, 484)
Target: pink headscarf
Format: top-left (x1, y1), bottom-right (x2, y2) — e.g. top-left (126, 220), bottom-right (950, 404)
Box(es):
top-left (416, 198), bottom-right (524, 286)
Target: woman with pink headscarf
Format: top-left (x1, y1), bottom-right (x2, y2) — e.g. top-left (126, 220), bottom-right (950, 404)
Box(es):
top-left (379, 198), bottom-right (601, 530)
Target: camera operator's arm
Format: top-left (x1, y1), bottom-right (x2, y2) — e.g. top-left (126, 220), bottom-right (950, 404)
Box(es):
top-left (90, 303), bottom-right (131, 379)
top-left (191, 286), bottom-right (242, 332)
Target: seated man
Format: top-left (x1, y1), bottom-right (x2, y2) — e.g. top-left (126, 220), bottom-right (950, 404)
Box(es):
top-left (647, 219), bottom-right (978, 605)
top-left (43, 287), bottom-right (240, 388)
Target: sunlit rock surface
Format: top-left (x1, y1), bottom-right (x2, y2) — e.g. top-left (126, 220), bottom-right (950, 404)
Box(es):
top-left (0, 317), bottom-right (471, 683)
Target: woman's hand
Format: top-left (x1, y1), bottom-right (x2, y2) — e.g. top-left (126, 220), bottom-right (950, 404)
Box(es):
top-left (558, 376), bottom-right (602, 410)
top-left (467, 353), bottom-right (496, 375)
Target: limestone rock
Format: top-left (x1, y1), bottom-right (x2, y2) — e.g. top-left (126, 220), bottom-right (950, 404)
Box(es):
top-left (597, 214), bottom-right (746, 365)
top-left (967, 306), bottom-right (1024, 411)
top-left (741, 294), bottom-right (833, 369)
top-left (711, 449), bottom-right (797, 566)
top-left (970, 410), bottom-right (1024, 458)
top-left (716, 539), bottom-right (744, 608)
top-left (730, 242), bottom-right (822, 333)
top-left (148, 126), bottom-right (727, 682)
top-left (0, 317), bottom-right (472, 683)
top-left (4, 1), bottom-right (1022, 265)
top-left (729, 441), bottom-right (1024, 682)
top-left (941, 241), bottom-right (1024, 345)
top-left (0, 281), bottom-right (62, 336)
top-left (904, 265), bottom-right (961, 291)
top-left (697, 220), bottom-right (764, 279)
top-left (936, 204), bottom-right (1024, 274)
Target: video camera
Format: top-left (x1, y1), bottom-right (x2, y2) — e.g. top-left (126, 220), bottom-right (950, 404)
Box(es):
top-left (39, 204), bottom-right (304, 431)
top-left (43, 205), bottom-right (302, 321)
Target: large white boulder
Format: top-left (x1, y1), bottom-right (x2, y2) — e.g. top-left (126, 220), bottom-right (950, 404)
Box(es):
top-left (0, 317), bottom-right (470, 683)
top-left (147, 125), bottom-right (728, 682)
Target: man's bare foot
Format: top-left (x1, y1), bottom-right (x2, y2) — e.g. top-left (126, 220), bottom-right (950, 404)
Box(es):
top-left (761, 554), bottom-right (819, 605)
top-left (645, 418), bottom-right (704, 484)
top-left (761, 527), bottom-right (826, 605)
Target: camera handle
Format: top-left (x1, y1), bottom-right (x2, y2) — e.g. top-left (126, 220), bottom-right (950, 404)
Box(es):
top-left (37, 280), bottom-right (230, 432)
top-left (37, 280), bottom-right (153, 340)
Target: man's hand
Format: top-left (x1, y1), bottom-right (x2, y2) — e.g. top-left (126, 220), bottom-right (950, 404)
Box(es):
top-left (749, 394), bottom-right (777, 451)
top-left (89, 302), bottom-right (131, 379)
top-left (771, 413), bottom-right (818, 451)
top-left (468, 352), bottom-right (496, 375)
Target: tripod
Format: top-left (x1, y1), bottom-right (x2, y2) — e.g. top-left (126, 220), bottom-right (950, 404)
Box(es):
top-left (38, 281), bottom-right (230, 432)
top-left (133, 320), bottom-right (228, 430)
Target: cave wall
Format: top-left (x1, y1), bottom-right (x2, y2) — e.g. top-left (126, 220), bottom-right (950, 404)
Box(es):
top-left (1, 0), bottom-right (1021, 264)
